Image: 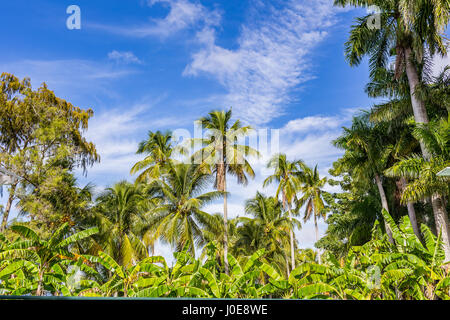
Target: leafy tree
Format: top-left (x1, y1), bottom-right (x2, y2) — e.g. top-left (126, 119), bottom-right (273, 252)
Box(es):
top-left (0, 73), bottom-right (99, 231)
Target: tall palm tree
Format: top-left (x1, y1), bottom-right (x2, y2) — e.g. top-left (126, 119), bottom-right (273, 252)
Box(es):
top-left (368, 67), bottom-right (450, 241)
top-left (148, 162), bottom-right (223, 257)
top-left (193, 109), bottom-right (259, 274)
top-left (335, 0), bottom-right (448, 134)
top-left (385, 116), bottom-right (450, 259)
top-left (297, 165), bottom-right (329, 263)
top-left (263, 154), bottom-right (305, 272)
top-left (335, 0), bottom-right (450, 259)
top-left (334, 116), bottom-right (397, 244)
top-left (93, 181), bottom-right (149, 267)
top-left (240, 192), bottom-right (300, 277)
top-left (130, 130), bottom-right (184, 183)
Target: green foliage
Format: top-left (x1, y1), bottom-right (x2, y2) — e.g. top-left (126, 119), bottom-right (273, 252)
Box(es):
top-left (0, 73), bottom-right (99, 230)
top-left (1, 213), bottom-right (448, 299)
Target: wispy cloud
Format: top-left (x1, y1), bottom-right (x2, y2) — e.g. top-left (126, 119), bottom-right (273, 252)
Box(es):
top-left (90, 0), bottom-right (221, 39)
top-left (183, 0), bottom-right (339, 125)
top-left (108, 50), bottom-right (142, 64)
top-left (0, 59), bottom-right (137, 101)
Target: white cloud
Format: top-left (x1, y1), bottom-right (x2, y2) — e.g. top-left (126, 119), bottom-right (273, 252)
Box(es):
top-left (108, 50), bottom-right (142, 64)
top-left (183, 0), bottom-right (339, 124)
top-left (283, 116), bottom-right (343, 133)
top-left (91, 0), bottom-right (221, 39)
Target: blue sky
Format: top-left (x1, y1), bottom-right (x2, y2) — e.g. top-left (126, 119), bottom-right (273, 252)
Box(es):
top-left (2, 0), bottom-right (448, 260)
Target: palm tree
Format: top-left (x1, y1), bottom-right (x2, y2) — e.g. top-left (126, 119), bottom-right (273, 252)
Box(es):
top-left (148, 162), bottom-right (223, 257)
top-left (202, 213), bottom-right (238, 269)
top-left (193, 109), bottom-right (259, 274)
top-left (385, 116), bottom-right (450, 259)
top-left (297, 165), bottom-right (329, 263)
top-left (335, 0), bottom-right (448, 133)
top-left (333, 115), bottom-right (395, 244)
top-left (130, 130), bottom-right (184, 183)
top-left (368, 67), bottom-right (450, 242)
top-left (335, 0), bottom-right (450, 259)
top-left (263, 154), bottom-right (305, 272)
top-left (240, 192), bottom-right (300, 277)
top-left (93, 181), bottom-right (149, 267)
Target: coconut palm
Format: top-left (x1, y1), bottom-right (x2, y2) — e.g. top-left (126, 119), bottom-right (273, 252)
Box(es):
top-left (147, 162), bottom-right (223, 257)
top-left (93, 181), bottom-right (149, 268)
top-left (201, 213), bottom-right (238, 269)
top-left (296, 165), bottom-right (329, 263)
top-left (130, 130), bottom-right (184, 183)
top-left (193, 108), bottom-right (259, 274)
top-left (240, 192), bottom-right (300, 277)
top-left (263, 154), bottom-right (305, 272)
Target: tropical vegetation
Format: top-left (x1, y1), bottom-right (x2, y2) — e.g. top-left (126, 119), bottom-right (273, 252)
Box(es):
top-left (0, 0), bottom-right (449, 299)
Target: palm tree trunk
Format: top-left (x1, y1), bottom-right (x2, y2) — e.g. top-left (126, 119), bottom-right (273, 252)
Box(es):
top-left (374, 174), bottom-right (394, 244)
top-left (404, 46), bottom-right (450, 261)
top-left (1, 183), bottom-right (17, 232)
top-left (315, 219), bottom-right (321, 265)
top-left (404, 47), bottom-right (430, 153)
top-left (399, 178), bottom-right (421, 241)
top-left (222, 168), bottom-right (229, 275)
top-left (287, 203), bottom-right (295, 271)
top-left (431, 193), bottom-right (450, 262)
top-left (284, 253), bottom-right (290, 277)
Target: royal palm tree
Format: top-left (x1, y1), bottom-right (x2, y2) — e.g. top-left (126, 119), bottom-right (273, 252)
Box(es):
top-left (333, 115), bottom-right (396, 244)
top-left (335, 0), bottom-right (448, 133)
top-left (93, 181), bottom-right (149, 267)
top-left (193, 109), bottom-right (259, 274)
top-left (385, 116), bottom-right (450, 259)
top-left (368, 68), bottom-right (450, 241)
top-left (297, 165), bottom-right (329, 263)
top-left (148, 162), bottom-right (223, 257)
top-left (263, 154), bottom-right (305, 272)
top-left (335, 0), bottom-right (450, 259)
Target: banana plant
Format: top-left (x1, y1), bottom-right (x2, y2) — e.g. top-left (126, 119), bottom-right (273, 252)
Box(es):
top-left (0, 223), bottom-right (98, 296)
